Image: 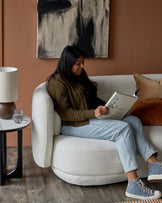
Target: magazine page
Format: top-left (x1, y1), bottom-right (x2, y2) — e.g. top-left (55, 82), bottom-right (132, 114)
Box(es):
top-left (98, 92), bottom-right (138, 120)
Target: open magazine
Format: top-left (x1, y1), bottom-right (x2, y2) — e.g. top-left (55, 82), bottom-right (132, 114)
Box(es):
top-left (98, 88), bottom-right (141, 120)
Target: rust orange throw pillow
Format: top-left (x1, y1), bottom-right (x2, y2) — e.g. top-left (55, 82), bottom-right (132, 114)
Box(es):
top-left (129, 98), bottom-right (162, 125)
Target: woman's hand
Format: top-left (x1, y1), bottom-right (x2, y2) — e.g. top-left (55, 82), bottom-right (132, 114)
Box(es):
top-left (94, 106), bottom-right (109, 117)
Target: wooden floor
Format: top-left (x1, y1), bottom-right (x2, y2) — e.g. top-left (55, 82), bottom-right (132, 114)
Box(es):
top-left (0, 147), bottom-right (162, 203)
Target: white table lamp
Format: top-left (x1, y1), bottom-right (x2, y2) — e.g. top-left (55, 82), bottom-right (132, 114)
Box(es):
top-left (0, 67), bottom-right (18, 119)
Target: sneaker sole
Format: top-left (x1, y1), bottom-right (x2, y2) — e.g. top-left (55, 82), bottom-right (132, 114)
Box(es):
top-left (125, 191), bottom-right (161, 200)
top-left (148, 175), bottom-right (162, 182)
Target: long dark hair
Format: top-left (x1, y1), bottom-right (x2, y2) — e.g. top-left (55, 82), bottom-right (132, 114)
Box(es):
top-left (48, 45), bottom-right (97, 94)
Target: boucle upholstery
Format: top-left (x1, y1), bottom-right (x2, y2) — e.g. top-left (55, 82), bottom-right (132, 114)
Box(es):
top-left (32, 74), bottom-right (162, 185)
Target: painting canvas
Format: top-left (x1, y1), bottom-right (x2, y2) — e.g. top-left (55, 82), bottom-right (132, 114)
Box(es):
top-left (37, 0), bottom-right (110, 58)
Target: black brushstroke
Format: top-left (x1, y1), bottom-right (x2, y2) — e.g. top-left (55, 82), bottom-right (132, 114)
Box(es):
top-left (38, 0), bottom-right (71, 25)
top-left (75, 1), bottom-right (95, 58)
top-left (38, 45), bottom-right (48, 58)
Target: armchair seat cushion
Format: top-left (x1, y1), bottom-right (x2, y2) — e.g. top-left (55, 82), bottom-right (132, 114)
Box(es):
top-left (51, 135), bottom-right (148, 186)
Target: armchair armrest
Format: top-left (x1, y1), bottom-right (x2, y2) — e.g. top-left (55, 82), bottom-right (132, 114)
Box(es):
top-left (32, 82), bottom-right (54, 167)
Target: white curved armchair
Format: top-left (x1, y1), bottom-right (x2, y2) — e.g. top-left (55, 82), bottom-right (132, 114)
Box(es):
top-left (32, 74), bottom-right (162, 186)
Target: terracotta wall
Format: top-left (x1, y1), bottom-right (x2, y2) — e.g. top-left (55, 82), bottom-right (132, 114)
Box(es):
top-left (1, 0), bottom-right (162, 146)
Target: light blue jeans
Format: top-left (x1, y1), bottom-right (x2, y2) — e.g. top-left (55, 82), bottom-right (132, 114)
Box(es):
top-left (61, 116), bottom-right (157, 173)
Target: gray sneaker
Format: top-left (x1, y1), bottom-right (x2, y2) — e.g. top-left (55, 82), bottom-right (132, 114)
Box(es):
top-left (148, 161), bottom-right (162, 182)
top-left (125, 178), bottom-right (161, 200)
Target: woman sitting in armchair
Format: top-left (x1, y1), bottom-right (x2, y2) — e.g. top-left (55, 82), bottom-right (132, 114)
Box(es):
top-left (47, 45), bottom-right (162, 200)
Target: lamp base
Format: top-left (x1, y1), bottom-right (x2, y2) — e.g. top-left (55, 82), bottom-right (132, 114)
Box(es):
top-left (0, 102), bottom-right (16, 119)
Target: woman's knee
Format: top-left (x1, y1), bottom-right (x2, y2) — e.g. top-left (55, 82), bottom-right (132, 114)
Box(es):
top-left (123, 115), bottom-right (142, 129)
top-left (116, 122), bottom-right (134, 141)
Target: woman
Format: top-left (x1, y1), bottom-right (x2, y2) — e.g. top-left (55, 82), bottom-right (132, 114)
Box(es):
top-left (47, 45), bottom-right (162, 200)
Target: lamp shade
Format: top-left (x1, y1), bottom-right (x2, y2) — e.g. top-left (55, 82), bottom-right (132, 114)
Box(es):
top-left (0, 67), bottom-right (18, 102)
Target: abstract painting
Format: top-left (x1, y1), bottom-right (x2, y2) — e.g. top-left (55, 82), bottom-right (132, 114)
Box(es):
top-left (37, 0), bottom-right (110, 58)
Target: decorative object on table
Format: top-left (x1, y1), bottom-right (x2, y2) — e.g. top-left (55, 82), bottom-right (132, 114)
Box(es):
top-left (13, 109), bottom-right (23, 124)
top-left (0, 67), bottom-right (18, 119)
top-left (37, 0), bottom-right (110, 58)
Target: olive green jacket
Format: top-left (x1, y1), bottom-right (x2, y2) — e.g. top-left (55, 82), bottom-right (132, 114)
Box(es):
top-left (47, 73), bottom-right (96, 127)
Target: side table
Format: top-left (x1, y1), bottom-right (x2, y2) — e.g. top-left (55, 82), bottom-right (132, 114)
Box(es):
top-left (0, 115), bottom-right (31, 185)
